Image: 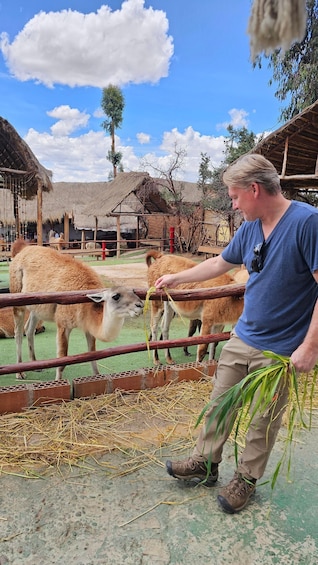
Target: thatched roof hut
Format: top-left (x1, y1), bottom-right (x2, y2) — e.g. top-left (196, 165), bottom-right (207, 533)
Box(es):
top-left (76, 172), bottom-right (173, 254)
top-left (0, 171), bottom-right (176, 247)
top-left (252, 99), bottom-right (318, 194)
top-left (77, 171), bottom-right (173, 235)
top-left (0, 117), bottom-right (53, 243)
top-left (0, 181), bottom-right (103, 227)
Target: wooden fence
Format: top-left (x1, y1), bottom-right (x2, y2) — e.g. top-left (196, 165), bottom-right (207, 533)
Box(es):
top-left (0, 284), bottom-right (245, 377)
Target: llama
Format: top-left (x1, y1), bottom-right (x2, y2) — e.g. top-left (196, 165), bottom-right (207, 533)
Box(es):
top-left (49, 232), bottom-right (65, 251)
top-left (0, 307), bottom-right (45, 338)
top-left (10, 242), bottom-right (143, 380)
top-left (85, 241), bottom-right (102, 250)
top-left (146, 250), bottom-right (247, 364)
top-left (11, 237), bottom-right (29, 257)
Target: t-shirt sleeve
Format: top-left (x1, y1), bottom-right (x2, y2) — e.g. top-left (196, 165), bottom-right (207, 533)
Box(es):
top-left (221, 224), bottom-right (245, 265)
top-left (300, 213), bottom-right (318, 273)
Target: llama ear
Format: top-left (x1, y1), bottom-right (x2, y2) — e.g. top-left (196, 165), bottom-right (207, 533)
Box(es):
top-left (87, 292), bottom-right (104, 303)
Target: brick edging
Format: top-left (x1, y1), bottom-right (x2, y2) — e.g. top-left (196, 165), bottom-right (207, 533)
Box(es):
top-left (0, 361), bottom-right (217, 414)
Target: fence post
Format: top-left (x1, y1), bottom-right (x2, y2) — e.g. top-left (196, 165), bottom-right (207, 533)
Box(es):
top-left (102, 241), bottom-right (107, 261)
top-left (169, 227), bottom-right (175, 254)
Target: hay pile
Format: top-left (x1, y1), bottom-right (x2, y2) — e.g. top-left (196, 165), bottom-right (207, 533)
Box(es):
top-left (0, 379), bottom-right (211, 478)
top-left (0, 374), bottom-right (316, 479)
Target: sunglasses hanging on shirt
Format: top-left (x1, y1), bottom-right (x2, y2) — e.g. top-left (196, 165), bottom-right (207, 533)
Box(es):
top-left (251, 241), bottom-right (266, 273)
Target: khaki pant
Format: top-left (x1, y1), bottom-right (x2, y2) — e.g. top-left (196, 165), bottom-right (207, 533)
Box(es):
top-left (193, 332), bottom-right (290, 480)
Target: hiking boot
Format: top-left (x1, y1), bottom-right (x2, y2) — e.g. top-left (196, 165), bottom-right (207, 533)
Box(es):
top-left (217, 471), bottom-right (256, 513)
top-left (166, 457), bottom-right (218, 486)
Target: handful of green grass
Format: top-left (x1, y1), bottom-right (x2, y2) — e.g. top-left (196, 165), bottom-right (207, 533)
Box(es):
top-left (196, 351), bottom-right (317, 489)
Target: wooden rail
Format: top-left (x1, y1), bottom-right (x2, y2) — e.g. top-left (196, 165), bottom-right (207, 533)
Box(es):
top-left (60, 249), bottom-right (105, 259)
top-left (0, 284), bottom-right (245, 376)
top-left (0, 334), bottom-right (230, 376)
top-left (1, 248), bottom-right (106, 261)
top-left (138, 239), bottom-right (163, 250)
top-left (197, 245), bottom-right (226, 258)
top-left (0, 284), bottom-right (245, 308)
top-left (0, 251), bottom-right (11, 260)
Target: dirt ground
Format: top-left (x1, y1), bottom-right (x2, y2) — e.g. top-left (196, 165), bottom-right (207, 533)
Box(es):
top-left (1, 259), bottom-right (318, 564)
top-left (1, 427), bottom-right (317, 565)
top-left (93, 260), bottom-right (148, 288)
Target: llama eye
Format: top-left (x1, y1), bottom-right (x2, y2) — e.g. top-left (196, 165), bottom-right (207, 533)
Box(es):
top-left (112, 293), bottom-right (121, 302)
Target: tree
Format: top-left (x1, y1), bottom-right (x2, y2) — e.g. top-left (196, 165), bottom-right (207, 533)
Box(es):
top-left (101, 85), bottom-right (125, 178)
top-left (223, 125), bottom-right (261, 164)
top-left (197, 152), bottom-right (213, 203)
top-left (255, 0), bottom-right (318, 122)
top-left (199, 126), bottom-right (259, 240)
top-left (141, 144), bottom-right (201, 252)
top-left (198, 125), bottom-right (261, 213)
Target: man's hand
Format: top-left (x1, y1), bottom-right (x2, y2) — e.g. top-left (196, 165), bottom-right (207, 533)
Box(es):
top-left (155, 274), bottom-right (179, 289)
top-left (290, 343), bottom-right (318, 373)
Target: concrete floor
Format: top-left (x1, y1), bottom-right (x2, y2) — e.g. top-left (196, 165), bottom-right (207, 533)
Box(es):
top-left (0, 420), bottom-right (317, 564)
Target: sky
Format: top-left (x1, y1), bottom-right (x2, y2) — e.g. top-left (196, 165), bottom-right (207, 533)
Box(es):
top-left (0, 0), bottom-right (284, 184)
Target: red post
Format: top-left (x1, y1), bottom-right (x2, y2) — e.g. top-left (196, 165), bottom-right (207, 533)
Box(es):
top-left (102, 241), bottom-right (106, 260)
top-left (169, 227), bottom-right (175, 254)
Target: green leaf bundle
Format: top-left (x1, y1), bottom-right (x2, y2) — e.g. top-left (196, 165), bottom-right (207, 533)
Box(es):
top-left (196, 351), bottom-right (317, 489)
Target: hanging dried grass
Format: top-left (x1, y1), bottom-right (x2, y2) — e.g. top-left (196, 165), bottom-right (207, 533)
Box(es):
top-left (247, 0), bottom-right (307, 60)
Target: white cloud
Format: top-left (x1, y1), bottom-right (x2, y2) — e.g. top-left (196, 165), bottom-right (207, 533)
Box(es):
top-left (47, 106), bottom-right (90, 136)
top-left (217, 108), bottom-right (249, 130)
top-left (93, 108), bottom-right (104, 119)
top-left (24, 123), bottom-right (143, 182)
top-left (136, 132), bottom-right (150, 144)
top-left (25, 128), bottom-right (111, 182)
top-left (24, 113), bottom-right (238, 184)
top-left (159, 126), bottom-right (226, 180)
top-left (0, 0), bottom-right (174, 87)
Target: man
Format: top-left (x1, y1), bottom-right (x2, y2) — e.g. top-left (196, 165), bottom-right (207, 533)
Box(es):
top-left (155, 154), bottom-right (318, 514)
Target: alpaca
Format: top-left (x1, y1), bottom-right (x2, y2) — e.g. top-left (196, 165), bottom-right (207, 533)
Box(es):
top-left (10, 241), bottom-right (143, 380)
top-left (0, 307), bottom-right (45, 338)
top-left (146, 250), bottom-right (247, 364)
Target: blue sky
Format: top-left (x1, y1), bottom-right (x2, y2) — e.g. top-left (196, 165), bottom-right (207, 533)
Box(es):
top-left (0, 0), bottom-right (284, 183)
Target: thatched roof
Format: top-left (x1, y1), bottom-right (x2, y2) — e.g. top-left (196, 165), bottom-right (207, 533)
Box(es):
top-left (76, 171), bottom-right (173, 229)
top-left (0, 159), bottom-right (201, 229)
top-left (156, 178), bottom-right (199, 204)
top-left (0, 172), bottom-right (175, 230)
top-left (0, 117), bottom-right (53, 198)
top-left (252, 99), bottom-right (318, 192)
top-left (0, 182), bottom-right (103, 225)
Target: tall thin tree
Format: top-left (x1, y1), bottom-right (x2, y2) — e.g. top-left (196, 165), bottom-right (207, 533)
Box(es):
top-left (101, 85), bottom-right (125, 178)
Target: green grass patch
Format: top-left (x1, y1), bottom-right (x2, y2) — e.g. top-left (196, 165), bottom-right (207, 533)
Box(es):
top-left (0, 313), bottom-right (226, 386)
top-left (0, 252), bottom-right (224, 385)
top-left (0, 261), bottom-right (10, 291)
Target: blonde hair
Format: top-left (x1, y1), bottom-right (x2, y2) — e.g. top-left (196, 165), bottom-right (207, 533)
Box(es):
top-left (222, 154), bottom-right (281, 195)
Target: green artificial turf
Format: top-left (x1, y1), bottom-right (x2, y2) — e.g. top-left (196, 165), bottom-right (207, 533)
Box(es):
top-left (0, 314), bottom-right (225, 386)
top-left (0, 261), bottom-right (10, 291)
top-left (0, 253), bottom-right (225, 386)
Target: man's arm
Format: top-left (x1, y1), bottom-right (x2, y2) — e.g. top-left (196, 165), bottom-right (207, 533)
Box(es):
top-left (155, 255), bottom-right (236, 289)
top-left (290, 271), bottom-right (318, 373)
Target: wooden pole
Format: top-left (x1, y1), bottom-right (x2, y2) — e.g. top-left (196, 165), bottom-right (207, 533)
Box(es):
top-left (81, 229), bottom-right (85, 250)
top-left (281, 137), bottom-right (289, 176)
top-left (63, 213), bottom-right (69, 247)
top-left (116, 216), bottom-right (121, 258)
top-left (36, 182), bottom-right (43, 245)
top-left (94, 217), bottom-right (98, 246)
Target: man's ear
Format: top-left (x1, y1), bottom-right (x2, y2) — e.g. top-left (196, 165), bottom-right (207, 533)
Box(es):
top-left (251, 182), bottom-right (260, 195)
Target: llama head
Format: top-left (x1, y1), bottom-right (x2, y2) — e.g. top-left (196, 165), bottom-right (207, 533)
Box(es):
top-left (87, 287), bottom-right (144, 319)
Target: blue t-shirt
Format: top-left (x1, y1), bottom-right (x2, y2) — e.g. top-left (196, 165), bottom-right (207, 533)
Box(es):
top-left (222, 201), bottom-right (318, 356)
